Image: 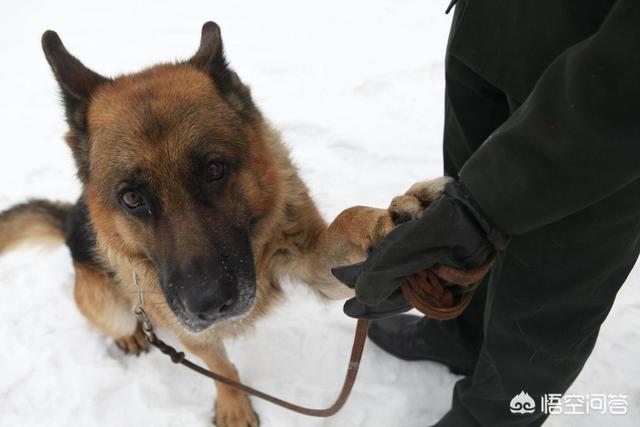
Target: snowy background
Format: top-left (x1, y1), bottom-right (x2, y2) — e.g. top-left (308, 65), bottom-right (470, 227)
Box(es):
top-left (0, 1), bottom-right (638, 426)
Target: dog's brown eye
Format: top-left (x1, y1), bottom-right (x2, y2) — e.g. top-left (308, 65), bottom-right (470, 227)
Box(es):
top-left (207, 160), bottom-right (226, 181)
top-left (120, 190), bottom-right (144, 209)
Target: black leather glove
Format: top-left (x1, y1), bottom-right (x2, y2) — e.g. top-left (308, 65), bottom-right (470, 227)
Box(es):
top-left (342, 288), bottom-right (412, 320)
top-left (333, 180), bottom-right (509, 318)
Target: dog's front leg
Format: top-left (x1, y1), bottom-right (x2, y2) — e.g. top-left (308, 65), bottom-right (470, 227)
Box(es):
top-left (300, 206), bottom-right (392, 300)
top-left (73, 262), bottom-right (150, 354)
top-left (301, 178), bottom-right (452, 300)
top-left (180, 337), bottom-right (258, 427)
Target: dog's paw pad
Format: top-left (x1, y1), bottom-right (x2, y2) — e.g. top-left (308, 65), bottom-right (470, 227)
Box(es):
top-left (387, 177), bottom-right (454, 226)
top-left (114, 323), bottom-right (151, 356)
top-left (389, 195), bottom-right (422, 225)
top-left (405, 176), bottom-right (452, 205)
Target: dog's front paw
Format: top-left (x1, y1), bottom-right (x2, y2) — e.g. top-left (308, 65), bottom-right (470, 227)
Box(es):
top-left (363, 177), bottom-right (453, 250)
top-left (114, 322), bottom-right (151, 355)
top-left (387, 176), bottom-right (453, 225)
top-left (213, 394), bottom-right (259, 427)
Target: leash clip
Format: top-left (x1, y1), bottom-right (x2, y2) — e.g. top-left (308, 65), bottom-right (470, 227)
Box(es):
top-left (132, 271), bottom-right (155, 341)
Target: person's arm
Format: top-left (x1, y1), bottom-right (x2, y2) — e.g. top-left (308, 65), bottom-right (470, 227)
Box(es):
top-left (460, 0), bottom-right (640, 235)
top-left (333, 0), bottom-right (640, 316)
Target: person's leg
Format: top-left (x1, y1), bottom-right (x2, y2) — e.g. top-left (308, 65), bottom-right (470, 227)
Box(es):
top-left (368, 54), bottom-right (511, 368)
top-left (434, 181), bottom-right (640, 426)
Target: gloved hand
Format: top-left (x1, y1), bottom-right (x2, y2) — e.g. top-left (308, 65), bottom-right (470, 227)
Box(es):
top-left (332, 180), bottom-right (509, 318)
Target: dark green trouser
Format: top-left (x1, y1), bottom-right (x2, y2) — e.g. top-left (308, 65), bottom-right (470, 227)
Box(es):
top-left (425, 55), bottom-right (640, 426)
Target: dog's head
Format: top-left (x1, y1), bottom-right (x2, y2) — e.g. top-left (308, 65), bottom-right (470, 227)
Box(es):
top-left (42, 23), bottom-right (280, 333)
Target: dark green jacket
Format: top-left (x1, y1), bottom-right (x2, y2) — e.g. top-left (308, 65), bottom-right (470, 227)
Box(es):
top-left (451, 0), bottom-right (640, 234)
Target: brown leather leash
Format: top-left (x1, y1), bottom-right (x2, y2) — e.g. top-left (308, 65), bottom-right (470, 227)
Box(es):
top-left (134, 299), bottom-right (368, 417)
top-left (132, 256), bottom-right (494, 418)
top-left (401, 255), bottom-right (496, 320)
top-left (132, 272), bottom-right (369, 417)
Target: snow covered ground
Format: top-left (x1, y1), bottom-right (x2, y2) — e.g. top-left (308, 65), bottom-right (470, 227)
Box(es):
top-left (0, 1), bottom-right (638, 426)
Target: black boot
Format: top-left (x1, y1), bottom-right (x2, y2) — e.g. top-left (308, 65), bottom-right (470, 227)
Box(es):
top-left (367, 314), bottom-right (477, 376)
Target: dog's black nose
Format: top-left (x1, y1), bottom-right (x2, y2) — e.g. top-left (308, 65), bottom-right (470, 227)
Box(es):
top-left (189, 296), bottom-right (237, 321)
top-left (178, 278), bottom-right (239, 321)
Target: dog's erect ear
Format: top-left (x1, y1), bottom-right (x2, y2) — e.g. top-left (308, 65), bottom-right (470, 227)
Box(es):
top-left (190, 21), bottom-right (224, 70)
top-left (42, 30), bottom-right (109, 180)
top-left (42, 31), bottom-right (108, 107)
top-left (189, 22), bottom-right (257, 119)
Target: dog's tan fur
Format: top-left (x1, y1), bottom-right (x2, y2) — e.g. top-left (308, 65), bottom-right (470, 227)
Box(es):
top-left (0, 23), bottom-right (449, 427)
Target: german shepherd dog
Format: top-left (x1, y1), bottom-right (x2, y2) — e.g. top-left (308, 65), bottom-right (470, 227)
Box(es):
top-left (0, 22), bottom-right (450, 426)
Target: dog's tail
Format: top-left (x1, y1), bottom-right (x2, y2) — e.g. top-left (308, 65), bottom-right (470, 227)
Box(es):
top-left (0, 200), bottom-right (72, 255)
